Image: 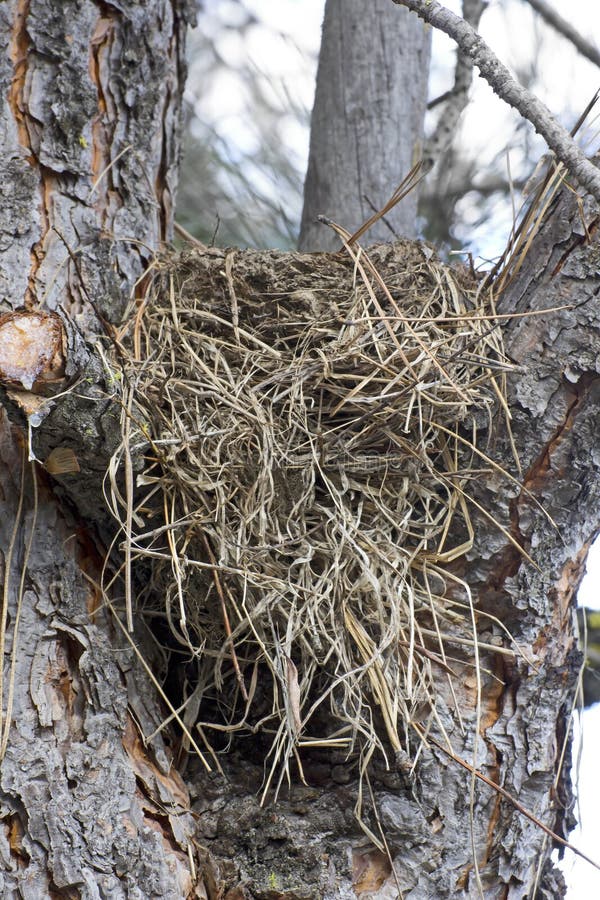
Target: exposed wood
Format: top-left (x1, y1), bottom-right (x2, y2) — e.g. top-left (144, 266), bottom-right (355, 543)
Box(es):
top-left (0, 1), bottom-right (205, 895)
top-left (0, 311), bottom-right (64, 390)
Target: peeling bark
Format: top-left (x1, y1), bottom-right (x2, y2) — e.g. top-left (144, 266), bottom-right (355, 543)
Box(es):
top-left (0, 421), bottom-right (199, 898)
top-left (0, 2), bottom-right (204, 896)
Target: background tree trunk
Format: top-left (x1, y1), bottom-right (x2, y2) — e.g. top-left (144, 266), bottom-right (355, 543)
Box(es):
top-left (0, 2), bottom-right (201, 895)
top-left (298, 0), bottom-right (431, 251)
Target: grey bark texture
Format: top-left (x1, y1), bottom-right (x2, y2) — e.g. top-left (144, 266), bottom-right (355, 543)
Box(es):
top-left (0, 1), bottom-right (202, 896)
top-left (298, 0), bottom-right (431, 251)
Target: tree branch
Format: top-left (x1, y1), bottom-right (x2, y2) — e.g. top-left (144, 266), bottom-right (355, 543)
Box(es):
top-left (423, 0), bottom-right (487, 170)
top-left (525, 0), bottom-right (600, 70)
top-left (392, 0), bottom-right (600, 204)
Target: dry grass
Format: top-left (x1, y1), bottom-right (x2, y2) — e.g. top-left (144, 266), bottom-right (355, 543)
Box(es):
top-left (107, 238), bottom-right (515, 795)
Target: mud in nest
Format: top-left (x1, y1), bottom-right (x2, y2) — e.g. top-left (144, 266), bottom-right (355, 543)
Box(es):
top-left (111, 239), bottom-right (513, 793)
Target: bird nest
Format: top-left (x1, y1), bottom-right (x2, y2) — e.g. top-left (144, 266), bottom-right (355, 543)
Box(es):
top-left (111, 238), bottom-right (512, 792)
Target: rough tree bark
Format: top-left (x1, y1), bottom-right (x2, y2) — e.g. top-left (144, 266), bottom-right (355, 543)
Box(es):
top-left (299, 0), bottom-right (431, 251)
top-left (0, 2), bottom-right (202, 896)
top-left (1, 1), bottom-right (598, 899)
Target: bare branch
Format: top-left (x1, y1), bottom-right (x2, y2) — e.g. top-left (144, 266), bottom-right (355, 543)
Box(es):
top-left (392, 0), bottom-right (600, 204)
top-left (525, 0), bottom-right (600, 70)
top-left (423, 0), bottom-right (487, 170)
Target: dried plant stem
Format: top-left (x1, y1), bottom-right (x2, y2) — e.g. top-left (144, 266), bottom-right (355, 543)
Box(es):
top-left (202, 534), bottom-right (248, 702)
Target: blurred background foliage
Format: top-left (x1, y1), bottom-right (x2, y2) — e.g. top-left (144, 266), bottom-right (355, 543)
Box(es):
top-left (178, 0), bottom-right (316, 249)
top-left (177, 0), bottom-right (599, 257)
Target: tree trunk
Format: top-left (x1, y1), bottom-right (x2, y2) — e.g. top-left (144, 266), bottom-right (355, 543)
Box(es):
top-left (298, 0), bottom-right (431, 251)
top-left (0, 2), bottom-right (202, 896)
